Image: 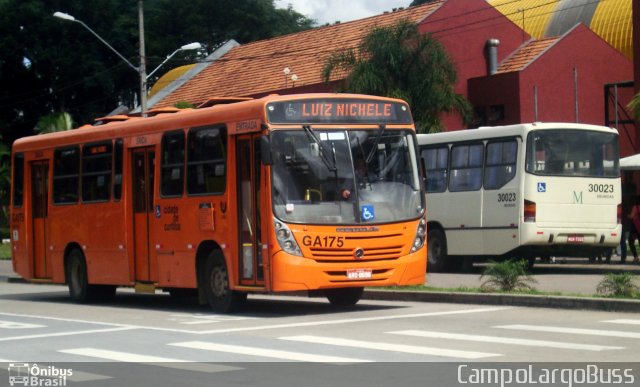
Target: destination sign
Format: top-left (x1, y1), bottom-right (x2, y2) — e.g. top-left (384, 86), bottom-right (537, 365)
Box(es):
top-left (266, 98), bottom-right (412, 124)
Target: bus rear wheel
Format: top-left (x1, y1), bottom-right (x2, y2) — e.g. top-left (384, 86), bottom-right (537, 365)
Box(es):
top-left (427, 229), bottom-right (447, 272)
top-left (66, 249), bottom-right (115, 303)
top-left (325, 287), bottom-right (364, 306)
top-left (202, 252), bottom-right (246, 313)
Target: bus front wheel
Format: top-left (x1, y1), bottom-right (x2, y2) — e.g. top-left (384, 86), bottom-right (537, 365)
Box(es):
top-left (325, 287), bottom-right (364, 306)
top-left (427, 229), bottom-right (448, 272)
top-left (202, 252), bottom-right (246, 313)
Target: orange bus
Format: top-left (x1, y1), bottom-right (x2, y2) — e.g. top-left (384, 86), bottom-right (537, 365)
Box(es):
top-left (10, 93), bottom-right (427, 312)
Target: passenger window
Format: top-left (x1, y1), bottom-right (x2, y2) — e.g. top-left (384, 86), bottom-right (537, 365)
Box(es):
top-left (12, 153), bottom-right (24, 207)
top-left (422, 146), bottom-right (448, 193)
top-left (161, 131), bottom-right (185, 197)
top-left (82, 141), bottom-right (112, 202)
top-left (113, 139), bottom-right (123, 201)
top-left (187, 125), bottom-right (227, 195)
top-left (53, 146), bottom-right (80, 204)
top-left (449, 143), bottom-right (483, 192)
top-left (484, 140), bottom-right (517, 190)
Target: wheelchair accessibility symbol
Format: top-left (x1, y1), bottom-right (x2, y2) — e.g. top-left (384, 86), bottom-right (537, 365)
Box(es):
top-left (361, 205), bottom-right (376, 221)
top-left (537, 182), bottom-right (546, 193)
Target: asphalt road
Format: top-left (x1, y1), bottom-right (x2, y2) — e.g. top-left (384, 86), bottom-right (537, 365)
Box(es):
top-left (0, 281), bottom-right (639, 387)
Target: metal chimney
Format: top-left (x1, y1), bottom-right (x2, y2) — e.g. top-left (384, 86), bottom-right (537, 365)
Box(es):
top-left (486, 38), bottom-right (500, 75)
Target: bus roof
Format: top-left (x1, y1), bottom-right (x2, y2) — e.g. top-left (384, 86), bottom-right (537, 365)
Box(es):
top-left (13, 93), bottom-right (410, 153)
top-left (417, 122), bottom-right (618, 145)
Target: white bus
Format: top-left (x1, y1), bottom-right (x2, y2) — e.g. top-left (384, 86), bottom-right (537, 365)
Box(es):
top-left (418, 122), bottom-right (621, 272)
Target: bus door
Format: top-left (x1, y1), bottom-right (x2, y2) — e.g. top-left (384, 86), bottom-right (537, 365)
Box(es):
top-left (30, 161), bottom-right (50, 278)
top-left (236, 135), bottom-right (265, 286)
top-left (131, 147), bottom-right (156, 282)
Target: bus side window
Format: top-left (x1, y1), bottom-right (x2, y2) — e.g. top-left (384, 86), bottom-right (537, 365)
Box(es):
top-left (422, 146), bottom-right (448, 193)
top-left (449, 143), bottom-right (483, 192)
top-left (53, 146), bottom-right (80, 204)
top-left (187, 125), bottom-right (227, 195)
top-left (82, 141), bottom-right (112, 202)
top-left (12, 153), bottom-right (24, 207)
top-left (484, 139), bottom-right (517, 190)
top-left (161, 130), bottom-right (185, 197)
top-left (113, 139), bottom-right (123, 200)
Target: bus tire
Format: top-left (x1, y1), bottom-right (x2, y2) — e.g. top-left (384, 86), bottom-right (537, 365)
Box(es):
top-left (66, 249), bottom-right (115, 303)
top-left (202, 252), bottom-right (246, 313)
top-left (427, 228), bottom-right (447, 272)
top-left (325, 287), bottom-right (364, 306)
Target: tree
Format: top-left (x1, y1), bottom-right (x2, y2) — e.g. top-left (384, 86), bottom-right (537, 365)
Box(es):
top-left (322, 19), bottom-right (472, 133)
top-left (410, 0), bottom-right (440, 5)
top-left (34, 112), bottom-right (74, 134)
top-left (0, 0), bottom-right (314, 149)
top-left (629, 93), bottom-right (640, 122)
top-left (0, 135), bottom-right (10, 230)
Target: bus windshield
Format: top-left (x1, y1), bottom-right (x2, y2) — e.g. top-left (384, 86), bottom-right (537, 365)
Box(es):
top-left (525, 129), bottom-right (619, 177)
top-left (271, 128), bottom-right (423, 224)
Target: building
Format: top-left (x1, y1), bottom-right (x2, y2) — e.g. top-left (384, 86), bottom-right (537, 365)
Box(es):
top-left (148, 0), bottom-right (635, 153)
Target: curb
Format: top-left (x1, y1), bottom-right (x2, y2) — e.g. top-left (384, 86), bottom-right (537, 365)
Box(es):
top-left (363, 290), bottom-right (640, 313)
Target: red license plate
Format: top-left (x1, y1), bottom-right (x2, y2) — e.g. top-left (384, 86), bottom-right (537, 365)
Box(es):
top-left (567, 235), bottom-right (584, 243)
top-left (346, 269), bottom-right (372, 280)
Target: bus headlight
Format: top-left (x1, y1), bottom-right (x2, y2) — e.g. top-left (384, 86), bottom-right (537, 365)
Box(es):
top-left (274, 218), bottom-right (302, 256)
top-left (411, 217), bottom-right (427, 253)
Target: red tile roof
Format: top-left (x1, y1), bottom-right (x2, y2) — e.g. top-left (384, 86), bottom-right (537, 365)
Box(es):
top-left (154, 2), bottom-right (443, 108)
top-left (496, 36), bottom-right (558, 74)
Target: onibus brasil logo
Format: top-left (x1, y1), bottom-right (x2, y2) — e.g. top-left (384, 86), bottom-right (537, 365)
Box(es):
top-left (8, 363), bottom-right (72, 386)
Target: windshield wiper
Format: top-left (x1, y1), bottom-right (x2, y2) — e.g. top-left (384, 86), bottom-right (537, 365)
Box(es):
top-left (302, 125), bottom-right (336, 172)
top-left (366, 124), bottom-right (386, 164)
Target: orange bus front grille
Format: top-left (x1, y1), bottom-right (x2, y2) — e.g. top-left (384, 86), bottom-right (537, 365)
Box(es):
top-left (309, 245), bottom-right (403, 262)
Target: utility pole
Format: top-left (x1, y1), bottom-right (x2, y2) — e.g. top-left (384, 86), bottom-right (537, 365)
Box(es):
top-left (138, 0), bottom-right (147, 117)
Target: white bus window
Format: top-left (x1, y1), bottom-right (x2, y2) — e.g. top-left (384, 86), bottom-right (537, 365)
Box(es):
top-left (422, 146), bottom-right (448, 193)
top-left (449, 143), bottom-right (483, 192)
top-left (484, 140), bottom-right (517, 190)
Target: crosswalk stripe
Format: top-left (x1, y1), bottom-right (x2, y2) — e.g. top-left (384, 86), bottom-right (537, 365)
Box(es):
top-left (496, 325), bottom-right (640, 339)
top-left (0, 327), bottom-right (136, 342)
top-left (280, 335), bottom-right (500, 359)
top-left (169, 341), bottom-right (370, 363)
top-left (58, 348), bottom-right (239, 373)
top-left (602, 319), bottom-right (640, 326)
top-left (388, 330), bottom-right (623, 351)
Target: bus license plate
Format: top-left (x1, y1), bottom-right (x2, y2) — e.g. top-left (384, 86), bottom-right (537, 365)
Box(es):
top-left (347, 269), bottom-right (372, 280)
top-left (567, 235), bottom-right (584, 243)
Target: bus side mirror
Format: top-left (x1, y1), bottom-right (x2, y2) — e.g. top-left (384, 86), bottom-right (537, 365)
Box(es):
top-left (260, 136), bottom-right (273, 165)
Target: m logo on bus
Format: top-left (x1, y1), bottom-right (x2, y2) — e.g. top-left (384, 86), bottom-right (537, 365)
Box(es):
top-left (573, 191), bottom-right (583, 204)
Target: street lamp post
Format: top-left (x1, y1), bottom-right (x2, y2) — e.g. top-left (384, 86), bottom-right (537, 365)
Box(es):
top-left (53, 7), bottom-right (200, 116)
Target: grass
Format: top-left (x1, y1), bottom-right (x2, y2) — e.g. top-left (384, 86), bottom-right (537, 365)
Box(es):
top-left (379, 284), bottom-right (640, 300)
top-left (0, 242), bottom-right (10, 260)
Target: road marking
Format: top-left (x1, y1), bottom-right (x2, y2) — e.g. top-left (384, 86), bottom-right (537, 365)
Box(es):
top-left (280, 335), bottom-right (500, 359)
top-left (389, 330), bottom-right (623, 351)
top-left (0, 327), bottom-right (136, 342)
top-left (58, 348), bottom-right (239, 373)
top-left (0, 320), bottom-right (45, 329)
top-left (0, 359), bottom-right (112, 382)
top-left (0, 312), bottom-right (135, 328)
top-left (602, 319), bottom-right (640, 326)
top-left (170, 341), bottom-right (370, 363)
top-left (194, 306), bottom-right (512, 334)
top-left (496, 325), bottom-right (640, 339)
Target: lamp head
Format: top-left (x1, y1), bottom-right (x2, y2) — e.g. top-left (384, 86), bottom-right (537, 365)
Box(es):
top-left (53, 12), bottom-right (76, 22)
top-left (180, 42), bottom-right (202, 51)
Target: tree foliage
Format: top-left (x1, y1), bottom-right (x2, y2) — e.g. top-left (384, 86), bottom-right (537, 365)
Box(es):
top-left (322, 19), bottom-right (471, 133)
top-left (0, 0), bottom-right (314, 148)
top-left (629, 93), bottom-right (640, 122)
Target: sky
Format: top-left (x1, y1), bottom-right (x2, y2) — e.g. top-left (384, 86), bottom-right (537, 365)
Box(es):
top-left (274, 0), bottom-right (413, 25)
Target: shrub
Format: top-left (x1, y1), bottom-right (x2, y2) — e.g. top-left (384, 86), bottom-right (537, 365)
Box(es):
top-left (597, 273), bottom-right (639, 297)
top-left (480, 259), bottom-right (537, 292)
